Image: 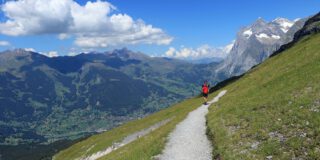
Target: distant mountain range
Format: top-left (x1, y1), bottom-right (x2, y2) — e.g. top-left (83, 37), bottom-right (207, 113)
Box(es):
top-left (185, 57), bottom-right (224, 64)
top-left (0, 48), bottom-right (211, 145)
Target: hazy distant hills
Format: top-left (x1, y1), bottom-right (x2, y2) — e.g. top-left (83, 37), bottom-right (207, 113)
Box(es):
top-left (0, 48), bottom-right (210, 144)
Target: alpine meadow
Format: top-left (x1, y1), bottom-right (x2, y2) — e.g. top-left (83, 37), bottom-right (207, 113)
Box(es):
top-left (0, 0), bottom-right (319, 160)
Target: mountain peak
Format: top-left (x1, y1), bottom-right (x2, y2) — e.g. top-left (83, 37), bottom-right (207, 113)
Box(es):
top-left (105, 48), bottom-right (150, 60)
top-left (272, 17), bottom-right (294, 33)
top-left (0, 48), bottom-right (35, 57)
top-left (113, 47), bottom-right (130, 53)
top-left (272, 17), bottom-right (291, 23)
top-left (253, 17), bottom-right (267, 25)
top-left (249, 17), bottom-right (268, 31)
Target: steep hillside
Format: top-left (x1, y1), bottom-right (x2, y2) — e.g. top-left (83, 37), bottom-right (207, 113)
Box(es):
top-left (207, 13), bottom-right (320, 159)
top-left (52, 13), bottom-right (320, 160)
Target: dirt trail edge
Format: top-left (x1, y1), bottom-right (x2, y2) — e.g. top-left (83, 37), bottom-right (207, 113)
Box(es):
top-left (158, 90), bottom-right (227, 160)
top-left (81, 118), bottom-right (172, 160)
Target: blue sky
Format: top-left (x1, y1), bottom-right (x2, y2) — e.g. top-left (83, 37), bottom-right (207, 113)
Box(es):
top-left (0, 0), bottom-right (319, 57)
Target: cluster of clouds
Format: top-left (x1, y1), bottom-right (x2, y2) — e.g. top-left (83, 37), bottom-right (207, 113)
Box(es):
top-left (0, 0), bottom-right (173, 48)
top-left (0, 0), bottom-right (233, 60)
top-left (164, 42), bottom-right (234, 60)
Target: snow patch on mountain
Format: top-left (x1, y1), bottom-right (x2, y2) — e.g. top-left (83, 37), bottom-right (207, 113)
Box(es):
top-left (294, 18), bottom-right (301, 22)
top-left (272, 18), bottom-right (294, 33)
top-left (243, 29), bottom-right (253, 38)
top-left (256, 33), bottom-right (270, 39)
top-left (255, 33), bottom-right (281, 40)
top-left (271, 35), bottom-right (281, 39)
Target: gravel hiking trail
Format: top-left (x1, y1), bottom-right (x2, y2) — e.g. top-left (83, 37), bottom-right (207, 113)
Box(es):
top-left (158, 90), bottom-right (227, 160)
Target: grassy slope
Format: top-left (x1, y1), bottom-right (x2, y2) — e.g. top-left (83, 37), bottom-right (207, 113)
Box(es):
top-left (54, 93), bottom-right (218, 160)
top-left (54, 33), bottom-right (319, 160)
top-left (207, 33), bottom-right (320, 159)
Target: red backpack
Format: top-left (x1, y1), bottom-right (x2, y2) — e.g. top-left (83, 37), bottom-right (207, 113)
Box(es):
top-left (202, 85), bottom-right (209, 94)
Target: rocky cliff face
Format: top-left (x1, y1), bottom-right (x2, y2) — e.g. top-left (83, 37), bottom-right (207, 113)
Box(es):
top-left (271, 12), bottom-right (320, 57)
top-left (214, 17), bottom-right (306, 80)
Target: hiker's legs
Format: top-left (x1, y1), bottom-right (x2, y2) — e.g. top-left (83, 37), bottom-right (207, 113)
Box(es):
top-left (203, 93), bottom-right (208, 104)
top-left (203, 97), bottom-right (207, 104)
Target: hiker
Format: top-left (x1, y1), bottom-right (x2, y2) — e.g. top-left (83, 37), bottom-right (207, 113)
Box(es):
top-left (202, 80), bottom-right (210, 105)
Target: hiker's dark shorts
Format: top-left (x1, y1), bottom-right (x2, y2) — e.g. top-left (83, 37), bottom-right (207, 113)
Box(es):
top-left (203, 93), bottom-right (208, 98)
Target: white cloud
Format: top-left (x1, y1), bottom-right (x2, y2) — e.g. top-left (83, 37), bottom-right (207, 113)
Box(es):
top-left (24, 48), bottom-right (59, 57)
top-left (24, 48), bottom-right (36, 52)
top-left (0, 0), bottom-right (73, 36)
top-left (164, 44), bottom-right (232, 60)
top-left (39, 51), bottom-right (59, 57)
top-left (0, 40), bottom-right (10, 46)
top-left (223, 40), bottom-right (235, 53)
top-left (67, 52), bottom-right (78, 56)
top-left (165, 47), bottom-right (176, 57)
top-left (73, 19), bottom-right (173, 48)
top-left (0, 0), bottom-right (173, 47)
top-left (58, 33), bottom-right (70, 40)
top-left (46, 51), bottom-right (59, 57)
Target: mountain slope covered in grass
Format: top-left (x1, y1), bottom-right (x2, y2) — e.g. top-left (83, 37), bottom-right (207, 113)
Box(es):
top-left (54, 13), bottom-right (320, 160)
top-left (207, 13), bottom-right (320, 159)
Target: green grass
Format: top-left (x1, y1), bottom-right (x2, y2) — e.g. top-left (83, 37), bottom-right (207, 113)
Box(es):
top-left (55, 33), bottom-right (320, 160)
top-left (207, 33), bottom-right (320, 159)
top-left (53, 93), bottom-right (218, 160)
